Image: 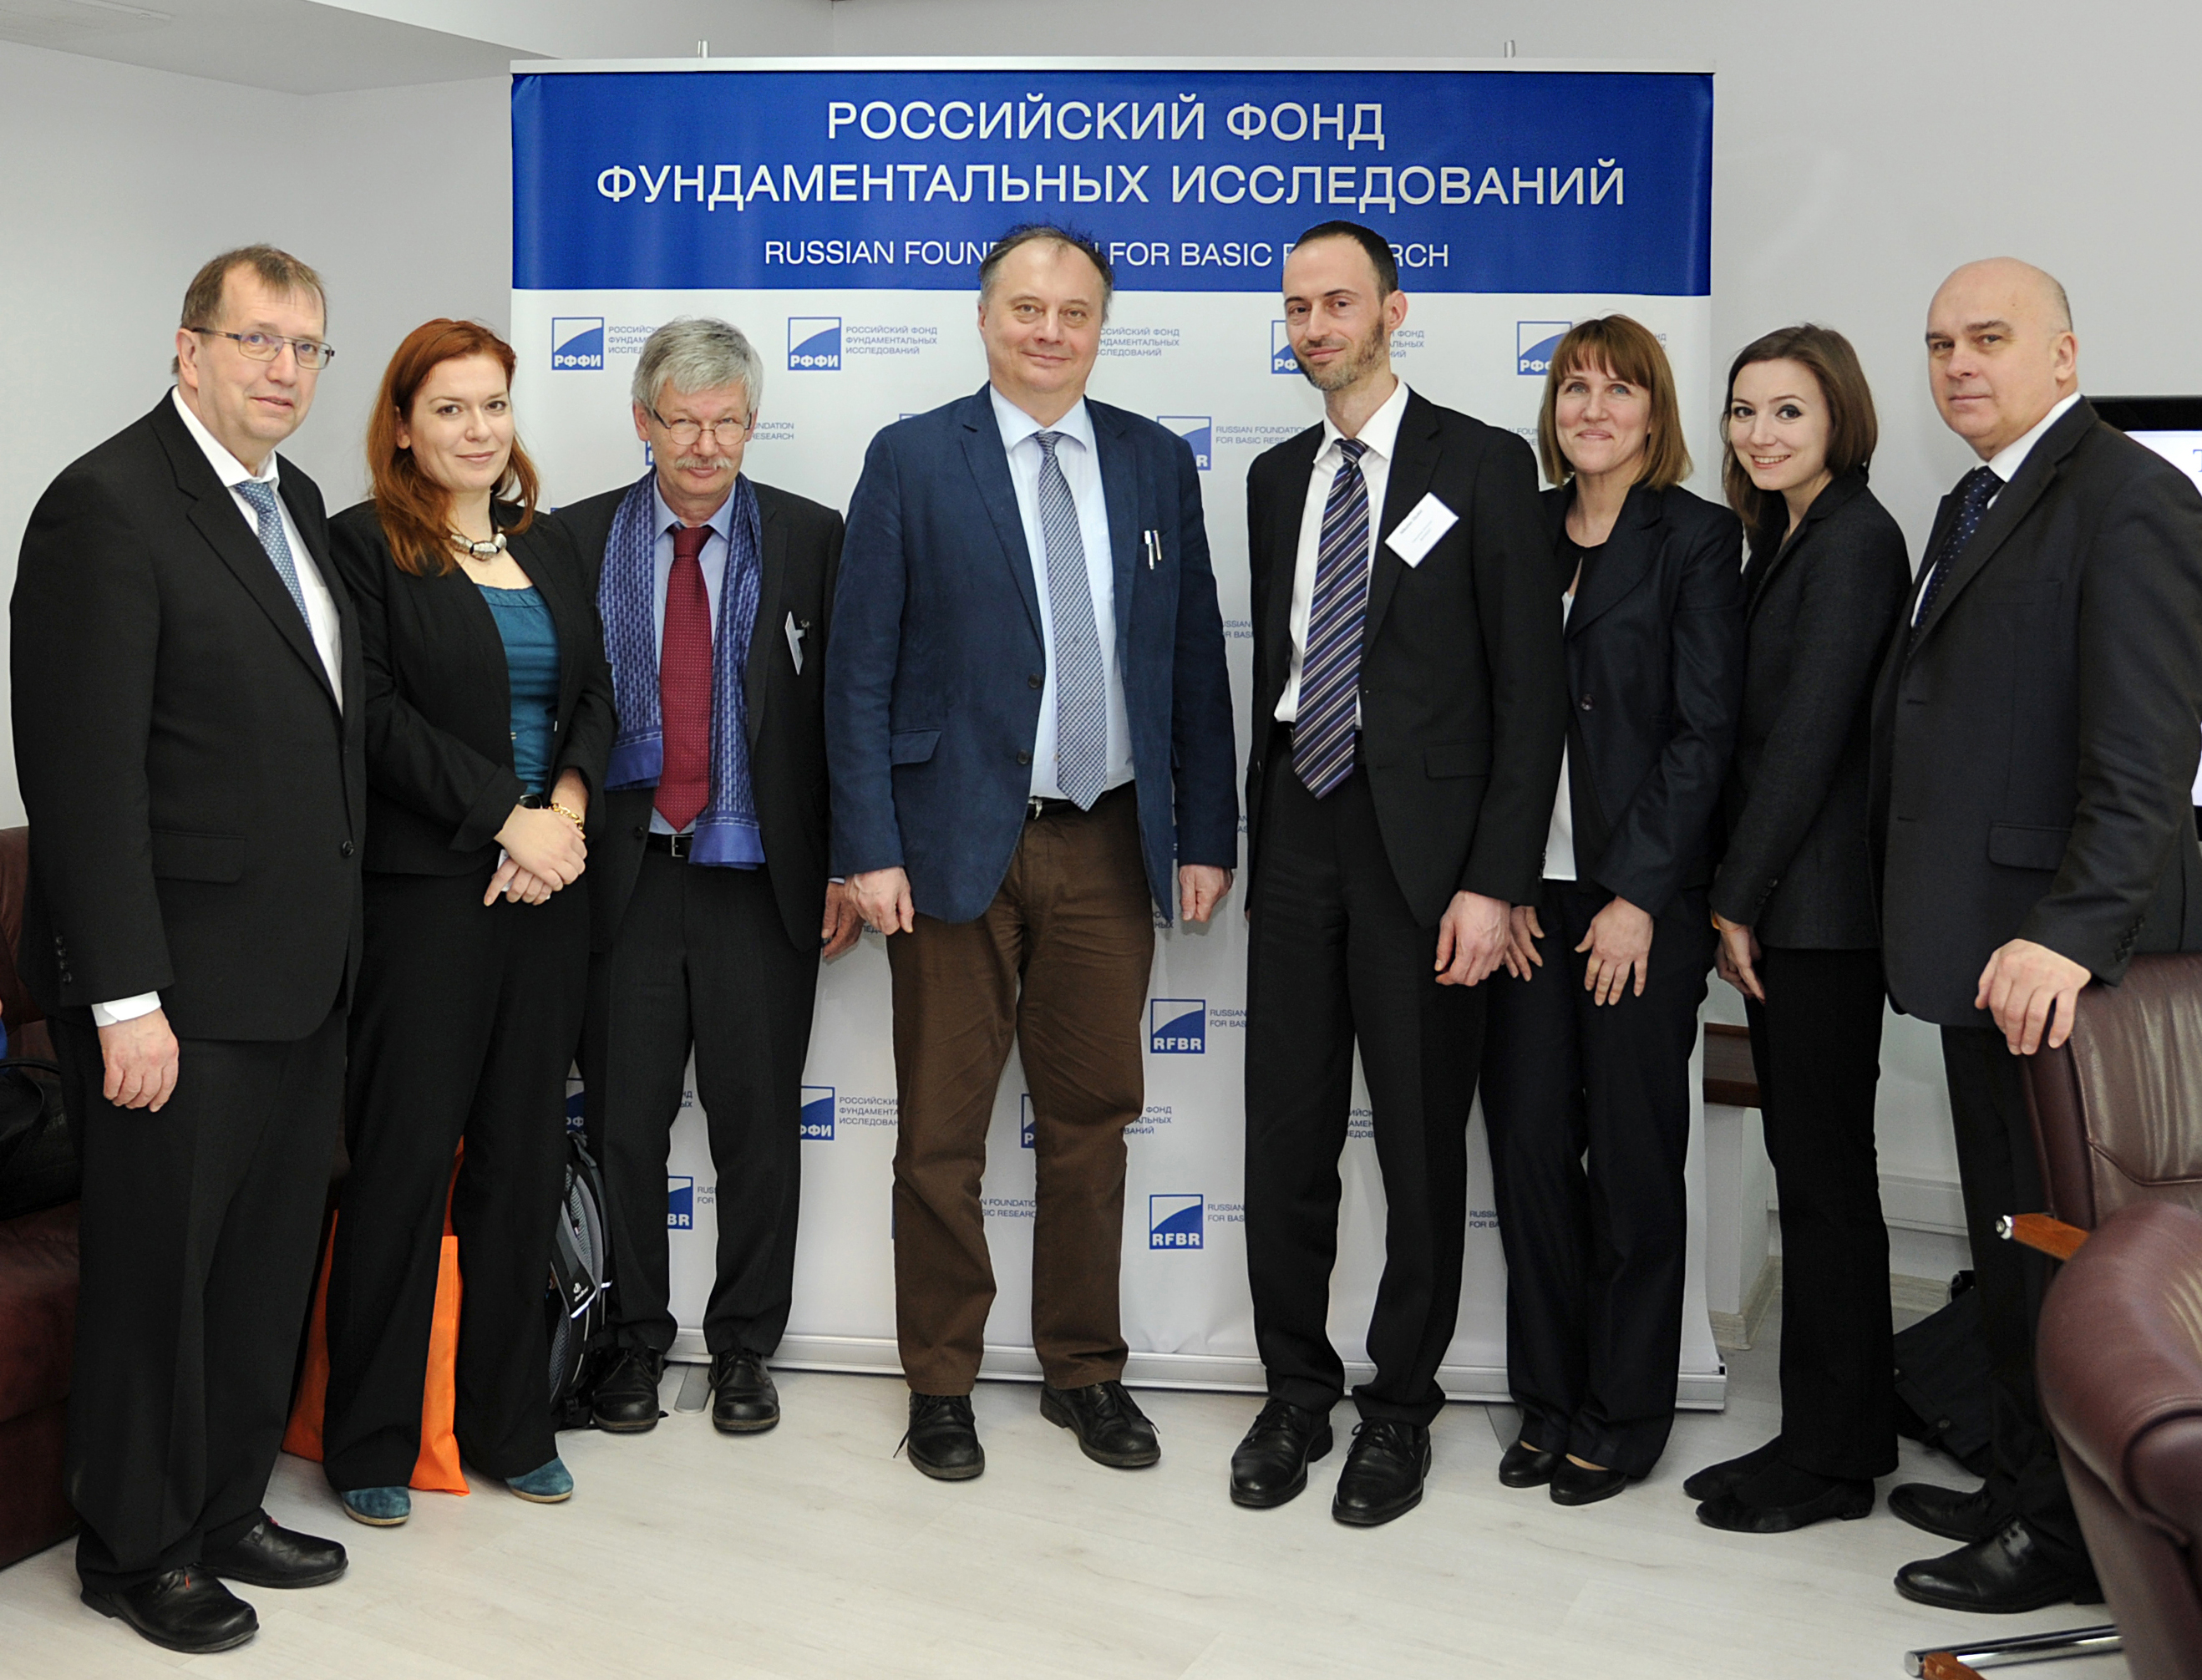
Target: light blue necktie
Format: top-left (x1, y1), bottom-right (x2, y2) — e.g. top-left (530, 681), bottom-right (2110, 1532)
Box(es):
top-left (1293, 437), bottom-right (1372, 797)
top-left (1035, 431), bottom-right (1108, 809)
top-left (232, 478), bottom-right (312, 627)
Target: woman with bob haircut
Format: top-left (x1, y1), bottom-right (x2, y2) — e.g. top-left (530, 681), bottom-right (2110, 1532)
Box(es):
top-left (1480, 314), bottom-right (1744, 1508)
top-left (318, 319), bottom-right (614, 1525)
top-left (1686, 324), bottom-right (1911, 1533)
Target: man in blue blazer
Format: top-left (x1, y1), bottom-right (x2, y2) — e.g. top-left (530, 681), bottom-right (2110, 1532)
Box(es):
top-left (829, 226), bottom-right (1236, 1480)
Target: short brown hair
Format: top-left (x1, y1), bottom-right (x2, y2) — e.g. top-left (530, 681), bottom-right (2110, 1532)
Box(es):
top-left (1535, 315), bottom-right (1691, 490)
top-left (174, 244), bottom-right (327, 375)
top-left (1719, 323), bottom-right (1880, 542)
top-left (367, 319), bottom-right (539, 576)
top-left (978, 224), bottom-right (1114, 315)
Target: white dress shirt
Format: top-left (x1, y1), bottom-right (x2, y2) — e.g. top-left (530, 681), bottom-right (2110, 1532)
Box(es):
top-left (647, 481), bottom-right (735, 838)
top-left (1915, 392), bottom-right (2083, 627)
top-left (98, 393), bottom-right (346, 1028)
top-left (990, 386), bottom-right (1134, 799)
top-left (1543, 591), bottom-right (1579, 881)
top-left (1275, 377), bottom-right (1412, 724)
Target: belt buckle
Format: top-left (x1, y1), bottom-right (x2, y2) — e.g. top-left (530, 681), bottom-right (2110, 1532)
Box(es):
top-left (1027, 796), bottom-right (1045, 823)
top-left (667, 830), bottom-right (690, 859)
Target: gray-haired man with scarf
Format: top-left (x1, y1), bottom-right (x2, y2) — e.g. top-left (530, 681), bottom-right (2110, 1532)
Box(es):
top-left (558, 317), bottom-right (857, 1438)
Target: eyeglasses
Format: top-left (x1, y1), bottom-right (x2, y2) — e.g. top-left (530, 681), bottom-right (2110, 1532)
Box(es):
top-left (650, 407), bottom-right (753, 447)
top-left (190, 328), bottom-right (336, 370)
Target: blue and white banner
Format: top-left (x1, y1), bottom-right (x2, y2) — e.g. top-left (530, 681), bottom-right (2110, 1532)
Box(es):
top-left (514, 58), bottom-right (1723, 1406)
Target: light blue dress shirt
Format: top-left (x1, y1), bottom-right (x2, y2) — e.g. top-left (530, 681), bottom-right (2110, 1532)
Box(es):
top-left (988, 387), bottom-right (1134, 799)
top-left (647, 482), bottom-right (734, 838)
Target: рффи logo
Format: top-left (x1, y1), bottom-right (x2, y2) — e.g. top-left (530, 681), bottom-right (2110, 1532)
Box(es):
top-left (799, 1086), bottom-right (835, 1141)
top-left (1149, 999), bottom-right (1206, 1054)
top-left (1271, 320), bottom-right (1300, 376)
top-left (550, 317), bottom-right (605, 370)
top-left (788, 317), bottom-right (842, 370)
top-left (1158, 415), bottom-right (1212, 470)
top-left (667, 1175), bottom-right (695, 1230)
top-left (1517, 321), bottom-right (1572, 377)
top-left (1149, 1193), bottom-right (1205, 1249)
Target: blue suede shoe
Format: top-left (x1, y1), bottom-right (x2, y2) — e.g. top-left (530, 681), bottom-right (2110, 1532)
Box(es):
top-left (339, 1486), bottom-right (411, 1527)
top-left (507, 1459), bottom-right (574, 1504)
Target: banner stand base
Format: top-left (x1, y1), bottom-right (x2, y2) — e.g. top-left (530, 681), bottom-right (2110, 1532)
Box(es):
top-left (666, 1330), bottom-right (1727, 1410)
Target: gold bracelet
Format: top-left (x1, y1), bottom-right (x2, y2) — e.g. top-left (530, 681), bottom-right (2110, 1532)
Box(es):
top-left (550, 802), bottom-right (586, 830)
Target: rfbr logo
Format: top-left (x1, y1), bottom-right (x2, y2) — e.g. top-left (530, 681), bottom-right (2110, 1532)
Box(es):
top-left (1149, 998), bottom-right (1205, 1054)
top-left (1158, 415), bottom-right (1212, 470)
top-left (667, 1175), bottom-right (694, 1230)
top-left (1517, 321), bottom-right (1571, 377)
top-left (788, 317), bottom-right (841, 370)
top-left (1149, 1193), bottom-right (1204, 1249)
top-left (1270, 321), bottom-right (1299, 376)
top-left (799, 1086), bottom-right (835, 1141)
top-left (1020, 1094), bottom-right (1035, 1150)
top-left (550, 317), bottom-right (604, 370)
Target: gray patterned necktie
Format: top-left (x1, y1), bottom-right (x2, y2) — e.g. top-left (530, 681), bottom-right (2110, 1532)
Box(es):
top-left (233, 478), bottom-right (313, 627)
top-left (1035, 431), bottom-right (1108, 809)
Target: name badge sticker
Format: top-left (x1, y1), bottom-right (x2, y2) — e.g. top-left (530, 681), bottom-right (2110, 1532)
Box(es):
top-left (1384, 493), bottom-right (1459, 568)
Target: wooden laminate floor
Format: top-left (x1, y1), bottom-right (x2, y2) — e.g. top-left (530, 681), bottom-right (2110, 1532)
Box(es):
top-left (0, 1306), bottom-right (2128, 1678)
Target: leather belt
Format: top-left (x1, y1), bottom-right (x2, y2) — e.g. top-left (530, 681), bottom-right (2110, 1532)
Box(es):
top-left (1025, 782), bottom-right (1133, 823)
top-left (644, 830), bottom-right (694, 857)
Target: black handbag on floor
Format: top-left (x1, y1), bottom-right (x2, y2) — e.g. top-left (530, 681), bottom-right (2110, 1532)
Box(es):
top-left (1892, 1273), bottom-right (1995, 1476)
top-left (0, 1055), bottom-right (75, 1222)
top-left (547, 1129), bottom-right (613, 1429)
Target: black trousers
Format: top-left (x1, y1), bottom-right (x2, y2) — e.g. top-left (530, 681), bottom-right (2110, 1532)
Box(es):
top-left (1244, 761), bottom-right (1486, 1427)
top-left (1939, 1026), bottom-right (2085, 1565)
top-left (581, 852), bottom-right (818, 1358)
top-left (1744, 945), bottom-right (1897, 1481)
top-left (322, 870), bottom-right (586, 1490)
top-left (1479, 877), bottom-right (1713, 1475)
top-left (56, 1004), bottom-right (344, 1591)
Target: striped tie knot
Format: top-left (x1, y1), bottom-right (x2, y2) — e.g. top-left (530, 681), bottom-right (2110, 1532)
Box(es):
top-left (1292, 434), bottom-right (1377, 799)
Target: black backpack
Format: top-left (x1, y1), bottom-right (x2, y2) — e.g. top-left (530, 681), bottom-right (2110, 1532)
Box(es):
top-left (546, 1130), bottom-right (614, 1429)
top-left (0, 1056), bottom-right (76, 1222)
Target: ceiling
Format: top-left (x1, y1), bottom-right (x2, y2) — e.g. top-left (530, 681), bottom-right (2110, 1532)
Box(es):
top-left (0, 0), bottom-right (836, 94)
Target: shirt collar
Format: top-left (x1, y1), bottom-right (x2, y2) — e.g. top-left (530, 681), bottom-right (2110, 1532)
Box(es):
top-left (1320, 377), bottom-right (1411, 465)
top-left (990, 385), bottom-right (1096, 456)
top-left (1986, 392), bottom-right (2083, 485)
top-left (170, 386), bottom-right (279, 490)
top-left (653, 475), bottom-right (738, 544)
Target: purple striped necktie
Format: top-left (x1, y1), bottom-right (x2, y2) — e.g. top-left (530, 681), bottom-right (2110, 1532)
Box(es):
top-left (1293, 436), bottom-right (1372, 798)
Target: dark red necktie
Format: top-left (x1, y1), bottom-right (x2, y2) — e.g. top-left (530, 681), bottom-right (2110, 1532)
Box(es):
top-left (655, 524), bottom-right (713, 830)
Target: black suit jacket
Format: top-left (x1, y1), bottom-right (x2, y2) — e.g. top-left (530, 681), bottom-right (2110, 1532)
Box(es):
top-left (556, 477), bottom-right (844, 955)
top-left (1712, 471), bottom-right (1910, 947)
top-left (10, 395), bottom-right (366, 1039)
top-left (1542, 481), bottom-right (1744, 917)
top-left (326, 501), bottom-right (615, 876)
top-left (1246, 389), bottom-right (1567, 923)
top-left (1871, 398), bottom-right (2202, 1025)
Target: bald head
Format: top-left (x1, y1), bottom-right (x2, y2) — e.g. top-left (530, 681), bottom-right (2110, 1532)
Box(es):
top-left (1925, 258), bottom-right (2080, 459)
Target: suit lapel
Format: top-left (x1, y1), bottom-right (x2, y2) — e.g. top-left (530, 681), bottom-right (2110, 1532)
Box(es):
top-left (1565, 485), bottom-right (1661, 637)
top-left (1089, 402), bottom-right (1142, 664)
top-left (1910, 402), bottom-right (2094, 648)
top-left (1743, 469), bottom-right (1864, 624)
top-left (1362, 393), bottom-right (1441, 647)
top-left (958, 386), bottom-right (1044, 644)
top-left (1258, 427), bottom-right (1322, 681)
top-left (743, 488), bottom-right (789, 741)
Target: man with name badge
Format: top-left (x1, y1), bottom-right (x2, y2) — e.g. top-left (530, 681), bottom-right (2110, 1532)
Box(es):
top-left (1875, 259), bottom-right (2202, 1613)
top-left (13, 246), bottom-right (363, 1652)
top-left (1230, 221), bottom-right (1566, 1526)
top-left (561, 317), bottom-right (858, 1439)
top-left (829, 225), bottom-right (1236, 1480)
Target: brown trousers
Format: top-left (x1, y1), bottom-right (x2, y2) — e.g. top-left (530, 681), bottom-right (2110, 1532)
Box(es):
top-left (885, 786), bottom-right (1154, 1393)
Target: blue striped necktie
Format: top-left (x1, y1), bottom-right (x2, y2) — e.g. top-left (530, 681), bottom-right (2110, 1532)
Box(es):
top-left (1035, 431), bottom-right (1108, 809)
top-left (232, 478), bottom-right (312, 627)
top-left (1293, 436), bottom-right (1372, 798)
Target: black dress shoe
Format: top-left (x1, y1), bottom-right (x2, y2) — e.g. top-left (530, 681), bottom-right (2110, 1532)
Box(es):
top-left (1041, 1379), bottom-right (1160, 1468)
top-left (1696, 1473), bottom-right (1873, 1534)
top-left (1682, 1435), bottom-right (1783, 1502)
top-left (1332, 1420), bottom-right (1431, 1527)
top-left (710, 1350), bottom-right (780, 1434)
top-left (1230, 1398), bottom-right (1333, 1508)
top-left (1895, 1518), bottom-right (2105, 1613)
top-left (1498, 1440), bottom-right (1562, 1490)
top-left (1890, 1480), bottom-right (2000, 1543)
top-left (81, 1570), bottom-right (257, 1654)
top-left (1550, 1459), bottom-right (1634, 1507)
top-left (904, 1392), bottom-right (984, 1480)
top-left (202, 1518), bottom-right (348, 1588)
top-left (591, 1348), bottom-right (664, 1434)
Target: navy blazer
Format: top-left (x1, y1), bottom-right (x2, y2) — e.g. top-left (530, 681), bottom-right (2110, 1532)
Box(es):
top-left (829, 384), bottom-right (1237, 923)
top-left (1542, 480), bottom-right (1745, 918)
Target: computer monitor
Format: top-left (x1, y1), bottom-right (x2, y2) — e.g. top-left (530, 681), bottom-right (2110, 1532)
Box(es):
top-left (2093, 397), bottom-right (2202, 811)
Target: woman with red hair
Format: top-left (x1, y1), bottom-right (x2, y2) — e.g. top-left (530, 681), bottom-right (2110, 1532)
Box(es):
top-left (318, 320), bottom-right (613, 1525)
